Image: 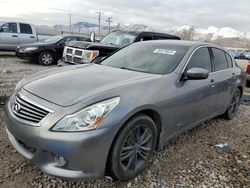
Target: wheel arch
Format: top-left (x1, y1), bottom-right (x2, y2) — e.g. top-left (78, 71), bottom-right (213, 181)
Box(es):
top-left (105, 108), bottom-right (163, 176)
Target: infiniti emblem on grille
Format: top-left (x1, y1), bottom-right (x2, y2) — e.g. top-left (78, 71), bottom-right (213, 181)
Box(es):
top-left (14, 103), bottom-right (21, 112)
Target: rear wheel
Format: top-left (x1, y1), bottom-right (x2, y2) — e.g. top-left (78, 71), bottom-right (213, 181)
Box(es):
top-left (108, 114), bottom-right (157, 181)
top-left (39, 51), bottom-right (54, 66)
top-left (224, 88), bottom-right (241, 119)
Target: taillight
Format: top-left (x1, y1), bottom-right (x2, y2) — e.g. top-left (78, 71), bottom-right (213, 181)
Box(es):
top-left (247, 61), bottom-right (250, 74)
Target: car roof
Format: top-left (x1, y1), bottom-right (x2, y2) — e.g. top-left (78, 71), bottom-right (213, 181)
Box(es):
top-left (140, 40), bottom-right (221, 49)
top-left (112, 30), bottom-right (180, 39)
top-left (60, 35), bottom-right (88, 37)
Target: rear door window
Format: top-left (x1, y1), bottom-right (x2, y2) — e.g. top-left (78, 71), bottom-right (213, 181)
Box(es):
top-left (186, 47), bottom-right (212, 72)
top-left (225, 53), bottom-right (233, 68)
top-left (212, 48), bottom-right (228, 71)
top-left (19, 23), bottom-right (33, 34)
top-left (0, 23), bottom-right (17, 33)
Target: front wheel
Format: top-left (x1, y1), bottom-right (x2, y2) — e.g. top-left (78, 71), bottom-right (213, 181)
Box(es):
top-left (223, 88), bottom-right (242, 119)
top-left (107, 114), bottom-right (157, 181)
top-left (39, 51), bottom-right (54, 66)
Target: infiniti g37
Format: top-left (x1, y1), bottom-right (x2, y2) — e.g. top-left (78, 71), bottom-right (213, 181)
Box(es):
top-left (5, 40), bottom-right (246, 180)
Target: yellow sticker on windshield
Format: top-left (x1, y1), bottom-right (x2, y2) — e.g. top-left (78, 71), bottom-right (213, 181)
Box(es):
top-left (154, 49), bottom-right (176, 55)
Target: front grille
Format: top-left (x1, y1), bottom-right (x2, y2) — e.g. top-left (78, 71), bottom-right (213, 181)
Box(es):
top-left (75, 50), bottom-right (83, 56)
top-left (66, 48), bottom-right (73, 54)
top-left (64, 47), bottom-right (85, 64)
top-left (66, 55), bottom-right (73, 62)
top-left (73, 57), bottom-right (81, 63)
top-left (12, 94), bottom-right (50, 124)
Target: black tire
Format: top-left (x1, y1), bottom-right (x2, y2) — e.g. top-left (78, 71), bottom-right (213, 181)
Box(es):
top-left (223, 88), bottom-right (242, 120)
top-left (38, 51), bottom-right (54, 66)
top-left (107, 114), bottom-right (157, 181)
top-left (246, 81), bottom-right (250, 88)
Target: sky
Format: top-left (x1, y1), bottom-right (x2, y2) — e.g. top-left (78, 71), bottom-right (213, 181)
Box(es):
top-left (0, 0), bottom-right (250, 31)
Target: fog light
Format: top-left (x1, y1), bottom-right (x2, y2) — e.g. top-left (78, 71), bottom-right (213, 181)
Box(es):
top-left (55, 155), bottom-right (68, 167)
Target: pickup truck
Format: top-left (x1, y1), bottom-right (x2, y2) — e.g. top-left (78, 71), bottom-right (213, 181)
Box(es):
top-left (58, 30), bottom-right (180, 66)
top-left (0, 21), bottom-right (50, 51)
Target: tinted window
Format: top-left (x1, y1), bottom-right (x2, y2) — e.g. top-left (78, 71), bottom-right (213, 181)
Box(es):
top-left (212, 48), bottom-right (228, 71)
top-left (102, 42), bottom-right (189, 75)
top-left (20, 23), bottom-right (32, 34)
top-left (0, 23), bottom-right (17, 33)
top-left (225, 53), bottom-right (233, 68)
top-left (139, 36), bottom-right (153, 41)
top-left (43, 36), bottom-right (64, 44)
top-left (186, 47), bottom-right (212, 72)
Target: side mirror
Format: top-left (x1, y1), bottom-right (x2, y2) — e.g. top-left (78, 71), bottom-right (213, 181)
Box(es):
top-left (90, 32), bottom-right (95, 42)
top-left (185, 68), bottom-right (209, 80)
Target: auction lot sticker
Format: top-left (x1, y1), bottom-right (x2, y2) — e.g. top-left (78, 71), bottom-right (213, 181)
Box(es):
top-left (154, 49), bottom-right (176, 55)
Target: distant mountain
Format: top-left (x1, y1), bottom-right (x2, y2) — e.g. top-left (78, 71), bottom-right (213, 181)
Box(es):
top-left (73, 21), bottom-right (99, 29)
top-left (37, 21), bottom-right (250, 48)
top-left (162, 25), bottom-right (250, 40)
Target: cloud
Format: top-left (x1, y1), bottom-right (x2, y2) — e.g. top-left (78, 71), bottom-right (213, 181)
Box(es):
top-left (0, 0), bottom-right (250, 31)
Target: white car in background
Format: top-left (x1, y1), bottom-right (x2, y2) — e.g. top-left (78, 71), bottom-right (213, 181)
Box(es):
top-left (0, 21), bottom-right (50, 51)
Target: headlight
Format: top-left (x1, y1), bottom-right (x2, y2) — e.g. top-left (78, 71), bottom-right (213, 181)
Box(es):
top-left (52, 97), bottom-right (120, 132)
top-left (15, 80), bottom-right (23, 91)
top-left (24, 47), bottom-right (38, 52)
top-left (81, 50), bottom-right (99, 63)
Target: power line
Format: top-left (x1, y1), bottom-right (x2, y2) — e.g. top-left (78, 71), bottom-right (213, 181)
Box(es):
top-left (106, 17), bottom-right (113, 34)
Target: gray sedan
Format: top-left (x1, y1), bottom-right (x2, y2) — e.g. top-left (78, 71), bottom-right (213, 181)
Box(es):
top-left (5, 40), bottom-right (246, 181)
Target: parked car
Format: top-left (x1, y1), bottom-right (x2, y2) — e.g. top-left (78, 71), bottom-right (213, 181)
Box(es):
top-left (234, 59), bottom-right (250, 86)
top-left (5, 40), bottom-right (246, 181)
top-left (236, 51), bottom-right (250, 60)
top-left (57, 30), bottom-right (180, 66)
top-left (246, 61), bottom-right (250, 86)
top-left (16, 35), bottom-right (91, 65)
top-left (0, 21), bottom-right (51, 51)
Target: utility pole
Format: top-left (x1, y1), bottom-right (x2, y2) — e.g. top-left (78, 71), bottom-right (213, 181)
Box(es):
top-left (97, 11), bottom-right (103, 36)
top-left (106, 17), bottom-right (112, 34)
top-left (69, 13), bottom-right (72, 33)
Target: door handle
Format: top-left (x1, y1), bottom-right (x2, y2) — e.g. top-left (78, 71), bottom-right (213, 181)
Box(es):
top-left (210, 79), bottom-right (216, 87)
top-left (12, 35), bottom-right (18, 37)
top-left (30, 36), bottom-right (35, 38)
top-left (232, 73), bottom-right (236, 80)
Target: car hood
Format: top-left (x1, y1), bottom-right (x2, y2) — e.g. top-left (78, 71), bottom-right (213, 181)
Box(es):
top-left (67, 41), bottom-right (120, 50)
top-left (19, 42), bottom-right (53, 48)
top-left (23, 64), bottom-right (157, 107)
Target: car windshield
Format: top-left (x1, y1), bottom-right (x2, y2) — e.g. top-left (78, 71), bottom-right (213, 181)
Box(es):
top-left (100, 31), bottom-right (136, 47)
top-left (43, 36), bottom-right (63, 44)
top-left (101, 42), bottom-right (189, 75)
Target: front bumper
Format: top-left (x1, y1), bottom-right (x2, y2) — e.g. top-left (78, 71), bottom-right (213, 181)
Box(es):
top-left (15, 51), bottom-right (37, 62)
top-left (57, 59), bottom-right (76, 67)
top-left (5, 97), bottom-right (117, 180)
top-left (246, 73), bottom-right (250, 81)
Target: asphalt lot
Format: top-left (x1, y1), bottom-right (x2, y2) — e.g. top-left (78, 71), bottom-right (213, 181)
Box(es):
top-left (0, 54), bottom-right (249, 187)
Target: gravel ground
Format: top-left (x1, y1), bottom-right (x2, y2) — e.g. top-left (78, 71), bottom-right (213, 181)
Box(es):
top-left (0, 54), bottom-right (250, 187)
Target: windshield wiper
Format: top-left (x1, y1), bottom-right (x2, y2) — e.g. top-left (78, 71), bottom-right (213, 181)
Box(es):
top-left (119, 67), bottom-right (148, 73)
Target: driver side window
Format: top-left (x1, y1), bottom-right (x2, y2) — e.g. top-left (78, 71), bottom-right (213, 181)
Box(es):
top-left (186, 47), bottom-right (212, 72)
top-left (0, 23), bottom-right (17, 33)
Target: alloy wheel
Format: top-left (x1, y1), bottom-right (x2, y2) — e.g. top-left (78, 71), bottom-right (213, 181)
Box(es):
top-left (228, 89), bottom-right (241, 117)
top-left (119, 125), bottom-right (153, 172)
top-left (41, 53), bottom-right (53, 65)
